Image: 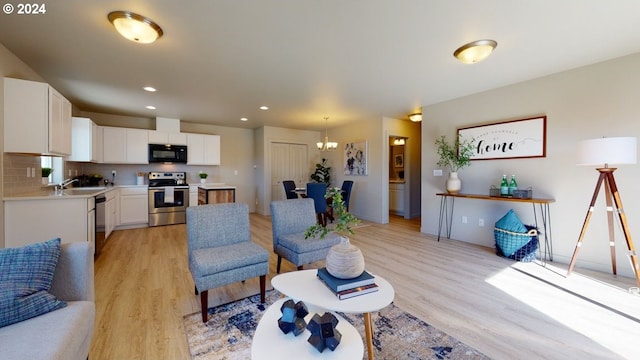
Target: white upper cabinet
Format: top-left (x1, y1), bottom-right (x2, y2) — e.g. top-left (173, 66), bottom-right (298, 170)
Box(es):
top-left (4, 77), bottom-right (72, 156)
top-left (102, 127), bottom-right (149, 164)
top-left (148, 131), bottom-right (188, 145)
top-left (187, 133), bottom-right (220, 165)
top-left (68, 117), bottom-right (97, 162)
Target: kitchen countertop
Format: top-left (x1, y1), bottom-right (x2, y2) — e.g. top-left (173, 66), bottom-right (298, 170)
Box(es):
top-left (197, 183), bottom-right (236, 190)
top-left (3, 184), bottom-right (147, 201)
top-left (389, 179), bottom-right (405, 184)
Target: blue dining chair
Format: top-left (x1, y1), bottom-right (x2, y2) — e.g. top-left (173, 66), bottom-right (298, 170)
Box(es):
top-left (282, 180), bottom-right (298, 199)
top-left (306, 182), bottom-right (328, 226)
top-left (341, 180), bottom-right (354, 212)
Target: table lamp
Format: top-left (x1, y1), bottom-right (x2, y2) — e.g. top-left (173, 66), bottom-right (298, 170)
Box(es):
top-left (567, 137), bottom-right (640, 287)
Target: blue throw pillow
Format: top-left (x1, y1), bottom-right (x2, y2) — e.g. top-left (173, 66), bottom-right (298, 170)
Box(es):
top-left (0, 238), bottom-right (67, 328)
top-left (494, 209), bottom-right (530, 256)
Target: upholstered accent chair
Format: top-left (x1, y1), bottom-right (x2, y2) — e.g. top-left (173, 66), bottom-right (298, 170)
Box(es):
top-left (270, 198), bottom-right (341, 273)
top-left (187, 203), bottom-right (270, 322)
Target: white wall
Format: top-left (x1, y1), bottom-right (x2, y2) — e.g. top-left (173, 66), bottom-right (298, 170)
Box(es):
top-left (421, 53), bottom-right (640, 278)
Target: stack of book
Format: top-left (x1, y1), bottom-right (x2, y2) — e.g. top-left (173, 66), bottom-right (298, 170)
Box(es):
top-left (316, 267), bottom-right (378, 300)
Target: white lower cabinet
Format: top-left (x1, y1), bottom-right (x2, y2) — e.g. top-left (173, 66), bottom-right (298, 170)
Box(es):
top-left (119, 187), bottom-right (149, 226)
top-left (389, 182), bottom-right (405, 215)
top-left (189, 185), bottom-right (199, 207)
top-left (4, 197), bottom-right (93, 248)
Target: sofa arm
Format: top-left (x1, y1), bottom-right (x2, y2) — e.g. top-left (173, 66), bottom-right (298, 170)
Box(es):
top-left (50, 242), bottom-right (95, 302)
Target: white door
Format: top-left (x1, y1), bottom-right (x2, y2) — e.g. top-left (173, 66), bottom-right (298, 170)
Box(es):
top-left (271, 143), bottom-right (309, 201)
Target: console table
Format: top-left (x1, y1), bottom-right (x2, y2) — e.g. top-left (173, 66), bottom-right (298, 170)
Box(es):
top-left (436, 192), bottom-right (555, 261)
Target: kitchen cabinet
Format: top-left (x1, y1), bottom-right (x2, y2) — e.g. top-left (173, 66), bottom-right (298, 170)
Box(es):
top-left (68, 117), bottom-right (98, 162)
top-left (102, 127), bottom-right (149, 164)
top-left (187, 133), bottom-right (221, 165)
top-left (148, 131), bottom-right (187, 145)
top-left (189, 185), bottom-right (199, 207)
top-left (104, 188), bottom-right (119, 239)
top-left (4, 77), bottom-right (72, 156)
top-left (119, 187), bottom-right (149, 226)
top-left (389, 182), bottom-right (405, 215)
top-left (198, 186), bottom-right (235, 205)
top-left (4, 197), bottom-right (93, 248)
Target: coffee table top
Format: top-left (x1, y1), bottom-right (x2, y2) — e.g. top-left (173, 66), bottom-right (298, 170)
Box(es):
top-left (271, 269), bottom-right (395, 313)
top-left (252, 297), bottom-right (364, 359)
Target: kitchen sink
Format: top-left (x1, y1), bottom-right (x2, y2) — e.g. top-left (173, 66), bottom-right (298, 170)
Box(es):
top-left (50, 187), bottom-right (107, 196)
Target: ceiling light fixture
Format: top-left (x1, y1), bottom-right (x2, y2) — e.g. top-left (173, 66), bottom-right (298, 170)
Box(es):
top-left (240, 117), bottom-right (248, 122)
top-left (143, 86), bottom-right (157, 92)
top-left (108, 11), bottom-right (163, 44)
top-left (260, 106), bottom-right (269, 110)
top-left (393, 138), bottom-right (405, 146)
top-left (453, 39), bottom-right (497, 64)
top-left (409, 113), bottom-right (422, 122)
top-left (146, 105), bottom-right (156, 110)
top-left (317, 117), bottom-right (338, 152)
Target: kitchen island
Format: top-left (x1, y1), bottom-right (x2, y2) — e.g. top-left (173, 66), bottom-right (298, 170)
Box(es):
top-left (197, 184), bottom-right (236, 205)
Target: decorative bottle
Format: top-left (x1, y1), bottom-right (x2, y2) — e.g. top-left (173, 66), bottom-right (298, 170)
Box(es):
top-left (509, 175), bottom-right (518, 196)
top-left (500, 175), bottom-right (509, 196)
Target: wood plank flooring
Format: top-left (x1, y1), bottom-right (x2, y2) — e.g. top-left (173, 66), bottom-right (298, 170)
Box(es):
top-left (90, 214), bottom-right (640, 359)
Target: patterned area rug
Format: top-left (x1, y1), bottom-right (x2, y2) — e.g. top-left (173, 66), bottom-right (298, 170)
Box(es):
top-left (183, 290), bottom-right (488, 359)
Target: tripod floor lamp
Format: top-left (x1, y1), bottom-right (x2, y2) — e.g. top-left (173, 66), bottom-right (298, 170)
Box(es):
top-left (567, 137), bottom-right (640, 288)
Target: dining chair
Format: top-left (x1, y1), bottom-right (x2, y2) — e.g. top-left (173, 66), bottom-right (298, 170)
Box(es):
top-left (306, 182), bottom-right (328, 226)
top-left (282, 180), bottom-right (298, 199)
top-left (341, 180), bottom-right (354, 212)
top-left (186, 203), bottom-right (270, 322)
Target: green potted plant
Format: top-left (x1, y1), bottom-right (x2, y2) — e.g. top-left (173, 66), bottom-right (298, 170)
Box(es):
top-left (305, 187), bottom-right (364, 279)
top-left (41, 167), bottom-right (53, 185)
top-left (199, 172), bottom-right (208, 184)
top-left (435, 134), bottom-right (475, 193)
top-left (310, 158), bottom-right (331, 185)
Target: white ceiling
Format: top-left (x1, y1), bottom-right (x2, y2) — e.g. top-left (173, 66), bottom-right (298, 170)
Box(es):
top-left (2, 0), bottom-right (640, 131)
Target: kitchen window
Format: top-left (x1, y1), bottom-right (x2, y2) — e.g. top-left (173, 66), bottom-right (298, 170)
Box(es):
top-left (41, 156), bottom-right (63, 184)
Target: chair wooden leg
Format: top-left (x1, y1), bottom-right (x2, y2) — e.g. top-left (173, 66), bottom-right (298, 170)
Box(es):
top-left (200, 290), bottom-right (208, 323)
top-left (259, 275), bottom-right (266, 303)
top-left (277, 256), bottom-right (282, 273)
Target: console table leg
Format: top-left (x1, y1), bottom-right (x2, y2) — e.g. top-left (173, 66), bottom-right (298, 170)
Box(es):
top-left (364, 312), bottom-right (374, 360)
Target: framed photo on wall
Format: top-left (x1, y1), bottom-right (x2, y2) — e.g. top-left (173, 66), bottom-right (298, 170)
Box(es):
top-left (394, 154), bottom-right (404, 168)
top-left (344, 140), bottom-right (367, 175)
top-left (458, 116), bottom-right (547, 160)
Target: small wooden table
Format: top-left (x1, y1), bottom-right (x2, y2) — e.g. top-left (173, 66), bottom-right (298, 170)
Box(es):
top-left (436, 192), bottom-right (555, 261)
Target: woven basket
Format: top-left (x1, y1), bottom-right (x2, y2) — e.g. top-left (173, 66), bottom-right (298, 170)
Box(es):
top-left (494, 225), bottom-right (539, 262)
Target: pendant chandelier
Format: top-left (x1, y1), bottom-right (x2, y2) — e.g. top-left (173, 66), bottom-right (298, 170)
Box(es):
top-left (317, 117), bottom-right (338, 151)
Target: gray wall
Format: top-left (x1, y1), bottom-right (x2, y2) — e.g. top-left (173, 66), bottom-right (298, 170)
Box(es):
top-left (421, 53), bottom-right (640, 278)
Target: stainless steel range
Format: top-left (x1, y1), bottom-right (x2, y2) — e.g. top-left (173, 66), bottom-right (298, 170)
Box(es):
top-left (148, 171), bottom-right (189, 226)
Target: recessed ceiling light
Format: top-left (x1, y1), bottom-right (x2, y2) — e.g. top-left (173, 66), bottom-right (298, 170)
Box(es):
top-left (143, 86), bottom-right (156, 92)
top-left (260, 106), bottom-right (269, 110)
top-left (146, 105), bottom-right (156, 110)
top-left (108, 11), bottom-right (163, 44)
top-left (240, 117), bottom-right (248, 121)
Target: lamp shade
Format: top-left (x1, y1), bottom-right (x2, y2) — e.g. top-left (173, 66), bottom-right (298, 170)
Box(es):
top-left (577, 137), bottom-right (637, 166)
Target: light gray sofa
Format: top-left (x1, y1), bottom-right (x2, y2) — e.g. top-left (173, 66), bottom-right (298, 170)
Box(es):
top-left (0, 242), bottom-right (95, 360)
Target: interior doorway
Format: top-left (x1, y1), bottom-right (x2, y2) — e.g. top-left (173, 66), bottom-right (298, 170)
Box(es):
top-left (389, 136), bottom-right (410, 218)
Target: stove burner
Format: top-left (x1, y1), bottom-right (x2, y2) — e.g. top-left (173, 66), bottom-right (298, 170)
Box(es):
top-left (148, 171), bottom-right (188, 187)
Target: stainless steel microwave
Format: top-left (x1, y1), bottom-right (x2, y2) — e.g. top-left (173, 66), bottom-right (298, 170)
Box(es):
top-left (148, 144), bottom-right (188, 163)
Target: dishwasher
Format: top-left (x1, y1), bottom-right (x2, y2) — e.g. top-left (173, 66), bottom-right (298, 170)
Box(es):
top-left (95, 194), bottom-right (106, 256)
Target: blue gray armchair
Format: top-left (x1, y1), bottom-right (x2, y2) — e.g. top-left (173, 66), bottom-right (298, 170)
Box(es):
top-left (270, 198), bottom-right (341, 273)
top-left (187, 203), bottom-right (270, 322)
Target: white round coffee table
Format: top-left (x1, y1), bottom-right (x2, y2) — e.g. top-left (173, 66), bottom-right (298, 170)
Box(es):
top-left (251, 297), bottom-right (364, 359)
top-left (271, 269), bottom-right (395, 360)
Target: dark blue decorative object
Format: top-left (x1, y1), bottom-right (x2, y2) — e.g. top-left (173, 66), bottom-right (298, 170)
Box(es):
top-left (307, 312), bottom-right (342, 352)
top-left (277, 299), bottom-right (309, 336)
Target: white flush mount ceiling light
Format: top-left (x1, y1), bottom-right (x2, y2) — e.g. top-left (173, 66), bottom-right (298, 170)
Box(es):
top-left (143, 86), bottom-right (157, 92)
top-left (453, 39), bottom-right (497, 64)
top-left (317, 117), bottom-right (338, 151)
top-left (409, 113), bottom-right (422, 122)
top-left (108, 11), bottom-right (163, 44)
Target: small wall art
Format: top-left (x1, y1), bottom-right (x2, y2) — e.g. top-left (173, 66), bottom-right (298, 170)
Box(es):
top-left (458, 116), bottom-right (547, 160)
top-left (394, 154), bottom-right (404, 168)
top-left (344, 140), bottom-right (367, 175)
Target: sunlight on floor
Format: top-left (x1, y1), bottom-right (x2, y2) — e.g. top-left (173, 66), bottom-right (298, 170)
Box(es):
top-left (486, 266), bottom-right (639, 359)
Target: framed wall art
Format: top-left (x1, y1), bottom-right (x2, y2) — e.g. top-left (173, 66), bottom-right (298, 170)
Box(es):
top-left (458, 116), bottom-right (547, 160)
top-left (394, 154), bottom-right (404, 168)
top-left (344, 140), bottom-right (367, 175)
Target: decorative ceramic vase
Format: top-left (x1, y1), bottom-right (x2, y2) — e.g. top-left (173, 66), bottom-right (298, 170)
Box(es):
top-left (446, 172), bottom-right (461, 193)
top-left (42, 177), bottom-right (49, 185)
top-left (200, 178), bottom-right (206, 184)
top-left (325, 237), bottom-right (365, 279)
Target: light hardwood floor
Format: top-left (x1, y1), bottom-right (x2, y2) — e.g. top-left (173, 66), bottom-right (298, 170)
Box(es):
top-left (90, 214), bottom-right (640, 359)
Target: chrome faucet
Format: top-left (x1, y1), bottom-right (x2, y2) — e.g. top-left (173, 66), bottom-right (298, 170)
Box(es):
top-left (55, 178), bottom-right (78, 195)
